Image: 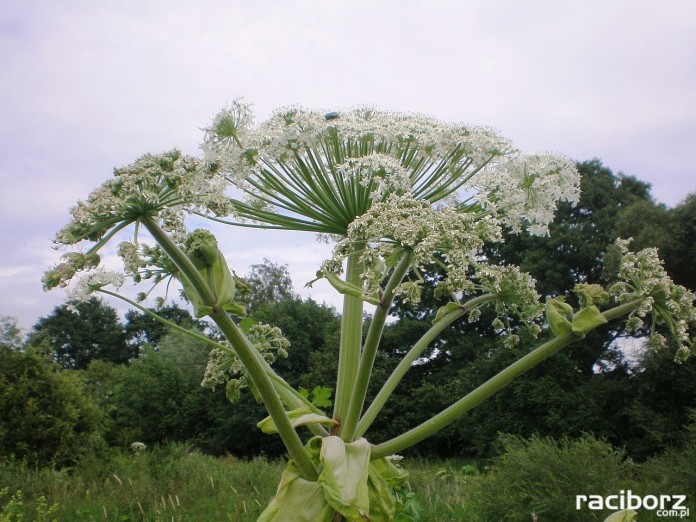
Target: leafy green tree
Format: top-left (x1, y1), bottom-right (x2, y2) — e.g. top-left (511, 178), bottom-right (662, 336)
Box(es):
top-left (240, 258), bottom-right (296, 313)
top-left (124, 302), bottom-right (205, 350)
top-left (662, 193), bottom-right (696, 290)
top-left (0, 347), bottom-right (105, 466)
top-left (0, 316), bottom-right (23, 349)
top-left (252, 298), bottom-right (340, 387)
top-left (28, 298), bottom-right (131, 369)
top-left (622, 343), bottom-right (696, 457)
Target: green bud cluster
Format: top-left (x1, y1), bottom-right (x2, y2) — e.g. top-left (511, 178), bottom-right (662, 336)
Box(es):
top-left (180, 229), bottom-right (245, 318)
top-left (42, 252), bottom-right (100, 290)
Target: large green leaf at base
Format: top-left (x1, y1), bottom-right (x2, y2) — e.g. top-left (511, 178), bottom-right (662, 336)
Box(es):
top-left (257, 459), bottom-right (334, 522)
top-left (259, 436), bottom-right (410, 522)
top-left (318, 436), bottom-right (371, 520)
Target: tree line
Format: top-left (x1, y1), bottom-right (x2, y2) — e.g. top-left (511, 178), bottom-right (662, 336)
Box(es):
top-left (1, 159), bottom-right (695, 468)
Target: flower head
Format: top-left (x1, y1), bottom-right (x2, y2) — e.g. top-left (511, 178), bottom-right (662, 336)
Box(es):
top-left (65, 267), bottom-right (125, 302)
top-left (609, 238), bottom-right (696, 359)
top-left (475, 153), bottom-right (581, 235)
top-left (55, 149), bottom-right (231, 246)
top-left (202, 105), bottom-right (541, 235)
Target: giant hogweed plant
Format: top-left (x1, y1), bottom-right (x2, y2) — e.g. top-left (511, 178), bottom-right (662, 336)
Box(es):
top-left (45, 101), bottom-right (695, 521)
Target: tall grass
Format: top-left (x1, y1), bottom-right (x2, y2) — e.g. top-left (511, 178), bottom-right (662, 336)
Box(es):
top-left (0, 444), bottom-right (283, 521)
top-left (2, 437), bottom-right (693, 521)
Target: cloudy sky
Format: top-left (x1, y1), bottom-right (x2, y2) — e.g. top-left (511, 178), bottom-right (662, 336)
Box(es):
top-left (1, 1), bottom-right (695, 332)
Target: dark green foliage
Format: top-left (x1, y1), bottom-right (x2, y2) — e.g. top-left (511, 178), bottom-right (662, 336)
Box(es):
top-left (661, 193), bottom-right (696, 289)
top-left (621, 344), bottom-right (696, 456)
top-left (463, 433), bottom-right (636, 521)
top-left (0, 348), bottom-right (105, 467)
top-left (28, 297), bottom-right (132, 369)
top-left (124, 302), bottom-right (205, 349)
top-left (251, 297), bottom-right (340, 388)
top-left (460, 431), bottom-right (696, 521)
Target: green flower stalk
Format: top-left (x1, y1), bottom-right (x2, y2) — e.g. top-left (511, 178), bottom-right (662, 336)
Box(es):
top-left (45, 100), bottom-right (695, 521)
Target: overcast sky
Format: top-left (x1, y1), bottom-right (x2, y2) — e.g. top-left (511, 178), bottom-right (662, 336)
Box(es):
top-left (1, 1), bottom-right (695, 332)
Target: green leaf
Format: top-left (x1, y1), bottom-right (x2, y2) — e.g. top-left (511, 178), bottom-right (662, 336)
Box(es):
top-left (311, 386), bottom-right (333, 408)
top-left (545, 299), bottom-right (573, 337)
top-left (238, 317), bottom-right (258, 332)
top-left (433, 302), bottom-right (463, 324)
top-left (318, 436), bottom-right (371, 521)
top-left (257, 407), bottom-right (337, 434)
top-left (571, 305), bottom-right (608, 336)
top-left (257, 460), bottom-right (334, 522)
top-left (322, 271), bottom-right (381, 306)
top-left (366, 458), bottom-right (410, 521)
top-left (603, 509), bottom-right (638, 522)
top-left (223, 302), bottom-right (246, 315)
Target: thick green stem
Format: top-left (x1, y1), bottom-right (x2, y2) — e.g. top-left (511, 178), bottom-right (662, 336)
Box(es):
top-left (370, 299), bottom-right (644, 459)
top-left (210, 309), bottom-right (322, 475)
top-left (333, 248), bottom-right (366, 437)
top-left (341, 254), bottom-right (413, 441)
top-left (356, 294), bottom-right (498, 438)
top-left (141, 217), bottom-right (318, 480)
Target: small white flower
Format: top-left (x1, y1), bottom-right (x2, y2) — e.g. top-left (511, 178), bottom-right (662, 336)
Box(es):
top-left (67, 268), bottom-right (124, 302)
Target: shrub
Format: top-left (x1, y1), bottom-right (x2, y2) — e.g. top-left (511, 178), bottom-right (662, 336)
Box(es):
top-left (0, 348), bottom-right (105, 467)
top-left (463, 433), bottom-right (636, 521)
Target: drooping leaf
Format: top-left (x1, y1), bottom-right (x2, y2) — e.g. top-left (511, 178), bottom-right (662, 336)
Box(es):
top-left (603, 509), bottom-right (638, 522)
top-left (571, 305), bottom-right (608, 336)
top-left (257, 406), bottom-right (337, 434)
top-left (322, 271), bottom-right (381, 306)
top-left (433, 302), bottom-right (463, 324)
top-left (318, 436), bottom-right (371, 521)
top-left (257, 459), bottom-right (334, 522)
top-left (366, 457), bottom-right (410, 521)
top-left (545, 299), bottom-right (573, 336)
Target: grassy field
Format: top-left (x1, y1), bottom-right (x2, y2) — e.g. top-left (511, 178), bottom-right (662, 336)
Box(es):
top-left (1, 438), bottom-right (693, 521)
top-left (0, 445), bottom-right (474, 521)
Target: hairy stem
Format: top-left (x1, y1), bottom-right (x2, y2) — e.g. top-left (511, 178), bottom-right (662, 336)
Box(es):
top-left (356, 294), bottom-right (498, 438)
top-left (141, 217), bottom-right (318, 480)
top-left (370, 299), bottom-right (644, 459)
top-left (341, 254), bottom-right (413, 441)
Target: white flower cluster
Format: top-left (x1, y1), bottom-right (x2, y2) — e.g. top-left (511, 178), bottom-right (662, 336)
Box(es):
top-left (201, 103), bottom-right (580, 237)
top-left (610, 239), bottom-right (695, 360)
top-left (334, 153), bottom-right (412, 201)
top-left (473, 265), bottom-right (543, 324)
top-left (130, 441), bottom-right (147, 452)
top-left (66, 267), bottom-right (124, 302)
top-left (474, 153), bottom-right (581, 236)
top-left (205, 105), bottom-right (514, 168)
top-left (325, 193), bottom-right (502, 301)
top-left (201, 322), bottom-right (290, 402)
top-left (55, 150), bottom-right (231, 245)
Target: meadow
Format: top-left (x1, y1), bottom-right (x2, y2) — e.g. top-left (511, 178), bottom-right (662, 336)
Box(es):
top-left (2, 434), bottom-right (693, 522)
